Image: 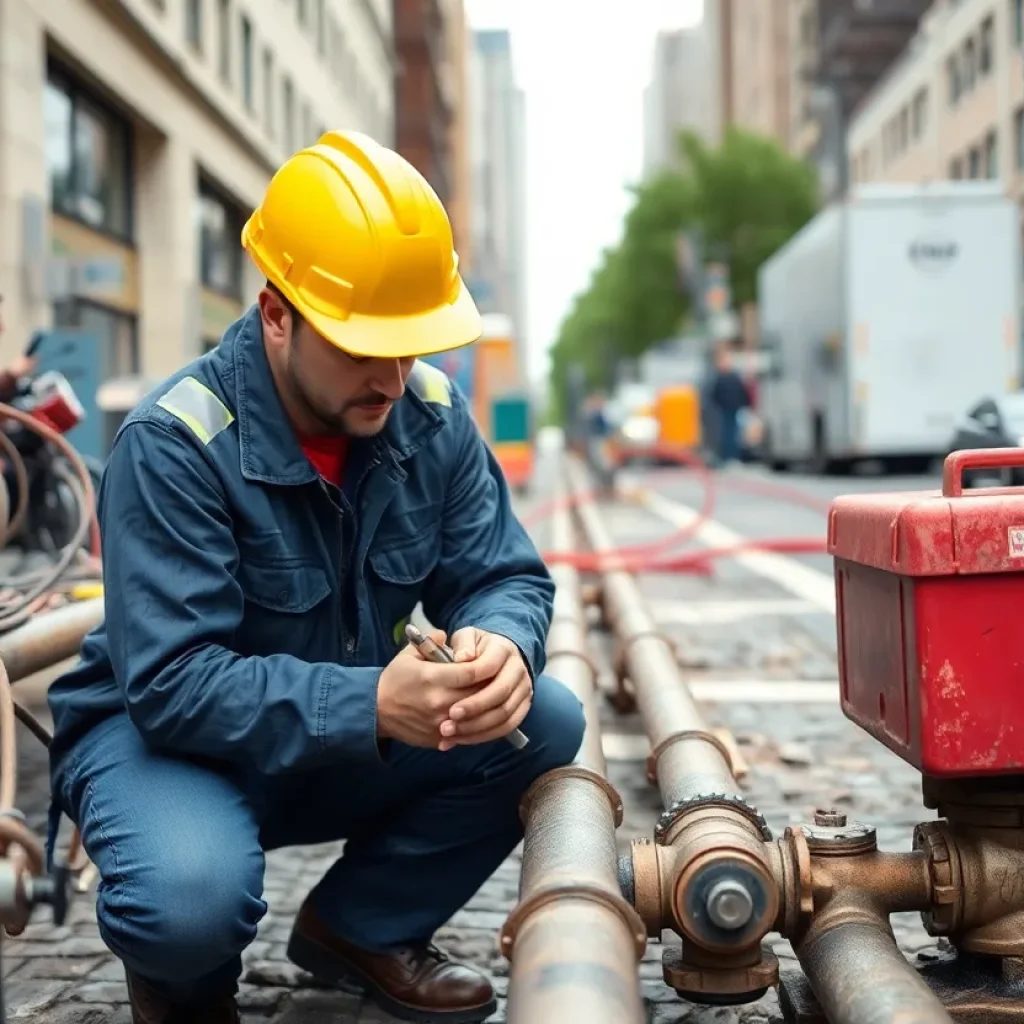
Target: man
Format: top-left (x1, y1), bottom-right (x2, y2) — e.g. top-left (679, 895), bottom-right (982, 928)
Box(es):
top-left (708, 343), bottom-right (751, 466)
top-left (582, 390), bottom-right (615, 491)
top-left (46, 131), bottom-right (585, 1024)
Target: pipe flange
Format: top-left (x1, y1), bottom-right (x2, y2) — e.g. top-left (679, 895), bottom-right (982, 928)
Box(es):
top-left (913, 821), bottom-right (962, 936)
top-left (779, 826), bottom-right (815, 935)
top-left (544, 647), bottom-right (600, 682)
top-left (518, 765), bottom-right (625, 828)
top-left (655, 793), bottom-right (773, 845)
top-left (798, 818), bottom-right (876, 857)
top-left (646, 730), bottom-right (735, 786)
top-left (499, 880), bottom-right (648, 961)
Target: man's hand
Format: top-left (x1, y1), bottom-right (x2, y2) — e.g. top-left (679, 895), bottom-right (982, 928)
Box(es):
top-left (440, 628), bottom-right (532, 750)
top-left (377, 635), bottom-right (487, 750)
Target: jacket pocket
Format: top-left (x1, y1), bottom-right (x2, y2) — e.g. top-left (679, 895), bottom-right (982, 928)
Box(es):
top-left (368, 537), bottom-right (439, 651)
top-left (237, 561), bottom-right (333, 657)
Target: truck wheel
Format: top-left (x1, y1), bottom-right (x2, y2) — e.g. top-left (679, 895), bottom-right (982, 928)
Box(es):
top-left (761, 429), bottom-right (790, 473)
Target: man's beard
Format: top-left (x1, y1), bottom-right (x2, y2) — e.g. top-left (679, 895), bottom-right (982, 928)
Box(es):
top-left (286, 347), bottom-right (390, 437)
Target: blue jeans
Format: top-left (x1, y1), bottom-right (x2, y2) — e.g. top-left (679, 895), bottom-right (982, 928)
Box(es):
top-left (718, 409), bottom-right (741, 463)
top-left (55, 675), bottom-right (585, 1002)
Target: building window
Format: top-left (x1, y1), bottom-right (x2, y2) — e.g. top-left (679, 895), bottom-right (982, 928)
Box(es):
top-left (968, 145), bottom-right (981, 178)
top-left (78, 303), bottom-right (139, 376)
top-left (217, 0), bottom-right (231, 84)
top-left (1014, 0), bottom-right (1023, 48)
top-left (240, 14), bottom-right (254, 110)
top-left (911, 88), bottom-right (928, 139)
top-left (197, 177), bottom-right (244, 299)
top-left (44, 71), bottom-right (132, 240)
top-left (984, 130), bottom-right (998, 178)
top-left (962, 38), bottom-right (976, 91)
top-left (947, 55), bottom-right (961, 104)
top-left (302, 101), bottom-right (313, 146)
top-left (800, 10), bottom-right (814, 46)
top-left (979, 16), bottom-right (994, 74)
top-left (282, 77), bottom-right (294, 153)
top-left (1015, 107), bottom-right (1024, 170)
top-left (263, 47), bottom-right (274, 137)
top-left (185, 0), bottom-right (203, 51)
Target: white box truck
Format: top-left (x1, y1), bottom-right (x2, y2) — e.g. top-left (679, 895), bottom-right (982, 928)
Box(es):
top-left (757, 182), bottom-right (1021, 473)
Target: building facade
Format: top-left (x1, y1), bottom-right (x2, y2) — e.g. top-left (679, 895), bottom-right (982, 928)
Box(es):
top-left (798, 0), bottom-right (929, 198)
top-left (703, 0), bottom-right (734, 139)
top-left (0, 0), bottom-right (394, 430)
top-left (848, 0), bottom-right (1024, 192)
top-left (468, 29), bottom-right (526, 363)
top-left (727, 0), bottom-right (791, 144)
top-left (642, 25), bottom-right (718, 176)
top-left (393, 0), bottom-right (456, 215)
top-left (442, 0), bottom-right (472, 275)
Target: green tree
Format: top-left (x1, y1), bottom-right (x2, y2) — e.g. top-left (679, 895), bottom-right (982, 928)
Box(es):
top-left (547, 127), bottom-right (817, 422)
top-left (678, 127), bottom-right (818, 306)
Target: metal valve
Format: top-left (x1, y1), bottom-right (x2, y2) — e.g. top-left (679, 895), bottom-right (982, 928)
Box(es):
top-left (0, 860), bottom-right (70, 930)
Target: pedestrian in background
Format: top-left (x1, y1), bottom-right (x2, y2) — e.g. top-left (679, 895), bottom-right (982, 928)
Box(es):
top-left (708, 343), bottom-right (751, 467)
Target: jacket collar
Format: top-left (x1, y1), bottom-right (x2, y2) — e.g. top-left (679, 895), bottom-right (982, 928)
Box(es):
top-left (223, 306), bottom-right (444, 486)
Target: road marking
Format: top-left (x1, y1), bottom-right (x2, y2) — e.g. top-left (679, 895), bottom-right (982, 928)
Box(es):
top-left (649, 597), bottom-right (822, 624)
top-left (634, 488), bottom-right (836, 613)
top-left (601, 733), bottom-right (650, 762)
top-left (689, 679), bottom-right (838, 703)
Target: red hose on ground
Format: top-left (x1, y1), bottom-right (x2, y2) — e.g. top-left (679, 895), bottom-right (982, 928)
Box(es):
top-left (526, 443), bottom-right (830, 576)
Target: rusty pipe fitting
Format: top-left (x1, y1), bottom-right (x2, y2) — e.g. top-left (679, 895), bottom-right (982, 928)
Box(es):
top-left (502, 474), bottom-right (645, 1024)
top-left (770, 814), bottom-right (933, 937)
top-left (916, 777), bottom-right (1024, 956)
top-left (771, 813), bottom-right (945, 1023)
top-left (915, 817), bottom-right (1024, 956)
top-left (624, 801), bottom-right (778, 949)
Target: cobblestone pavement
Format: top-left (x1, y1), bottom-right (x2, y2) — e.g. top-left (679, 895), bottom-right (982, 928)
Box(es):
top-left (1, 462), bottom-right (941, 1022)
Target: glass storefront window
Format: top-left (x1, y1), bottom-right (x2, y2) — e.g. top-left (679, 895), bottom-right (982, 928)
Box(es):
top-left (76, 302), bottom-right (139, 377)
top-left (44, 83), bottom-right (73, 214)
top-left (73, 98), bottom-right (130, 235)
top-left (197, 179), bottom-right (244, 299)
top-left (45, 70), bottom-right (132, 240)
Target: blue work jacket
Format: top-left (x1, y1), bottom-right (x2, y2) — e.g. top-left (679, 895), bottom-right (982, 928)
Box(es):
top-left (47, 307), bottom-right (554, 785)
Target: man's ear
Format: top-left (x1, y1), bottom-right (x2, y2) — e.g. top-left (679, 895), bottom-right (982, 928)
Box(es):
top-left (261, 287), bottom-right (299, 353)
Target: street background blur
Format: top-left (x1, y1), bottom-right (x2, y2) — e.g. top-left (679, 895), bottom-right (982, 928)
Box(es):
top-left (4, 0), bottom-right (1022, 481)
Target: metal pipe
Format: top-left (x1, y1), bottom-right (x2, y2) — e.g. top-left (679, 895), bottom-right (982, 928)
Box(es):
top-left (501, 471), bottom-right (645, 1024)
top-left (568, 459), bottom-right (778, 996)
top-left (566, 460), bottom-right (736, 804)
top-left (546, 473), bottom-right (605, 775)
top-left (796, 917), bottom-right (954, 1024)
top-left (0, 599), bottom-right (104, 684)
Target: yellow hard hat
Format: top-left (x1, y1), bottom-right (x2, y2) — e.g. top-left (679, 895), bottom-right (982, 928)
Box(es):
top-left (242, 131), bottom-right (482, 359)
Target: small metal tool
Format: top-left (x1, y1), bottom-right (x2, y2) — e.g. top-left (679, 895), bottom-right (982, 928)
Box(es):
top-left (405, 623), bottom-right (530, 750)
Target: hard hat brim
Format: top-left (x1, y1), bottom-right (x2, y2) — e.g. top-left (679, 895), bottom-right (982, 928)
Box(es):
top-left (304, 277), bottom-right (485, 360)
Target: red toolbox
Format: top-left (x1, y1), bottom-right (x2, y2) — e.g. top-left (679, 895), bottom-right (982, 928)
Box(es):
top-left (829, 449), bottom-right (1024, 778)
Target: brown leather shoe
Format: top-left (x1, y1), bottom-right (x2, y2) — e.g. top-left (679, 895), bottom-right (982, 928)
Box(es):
top-left (287, 900), bottom-right (497, 1022)
top-left (126, 970), bottom-right (240, 1024)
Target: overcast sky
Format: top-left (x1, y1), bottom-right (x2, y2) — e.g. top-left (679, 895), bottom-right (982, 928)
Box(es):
top-left (463, 0), bottom-right (705, 381)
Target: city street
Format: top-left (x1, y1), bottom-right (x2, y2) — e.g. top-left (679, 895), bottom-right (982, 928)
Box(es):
top-left (0, 458), bottom-right (947, 1023)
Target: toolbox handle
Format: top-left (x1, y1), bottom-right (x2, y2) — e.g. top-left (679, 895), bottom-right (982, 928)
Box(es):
top-left (942, 448), bottom-right (1024, 497)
